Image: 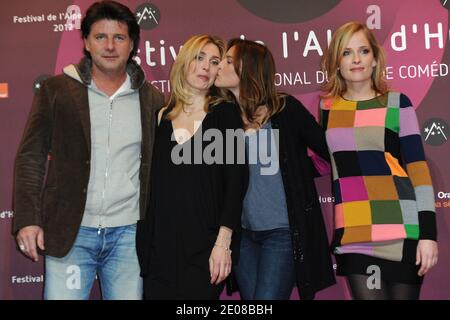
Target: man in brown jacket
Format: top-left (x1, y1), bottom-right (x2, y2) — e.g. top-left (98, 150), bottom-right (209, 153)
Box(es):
top-left (13, 1), bottom-right (164, 299)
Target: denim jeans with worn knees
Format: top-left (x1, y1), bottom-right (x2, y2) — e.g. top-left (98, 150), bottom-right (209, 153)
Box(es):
top-left (44, 224), bottom-right (143, 300)
top-left (234, 228), bottom-right (295, 300)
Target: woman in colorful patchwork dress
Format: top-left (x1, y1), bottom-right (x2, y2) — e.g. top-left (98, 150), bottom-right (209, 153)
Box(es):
top-left (320, 21), bottom-right (438, 299)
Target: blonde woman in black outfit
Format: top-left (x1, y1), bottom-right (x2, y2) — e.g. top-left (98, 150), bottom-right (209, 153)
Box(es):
top-left (136, 35), bottom-right (247, 299)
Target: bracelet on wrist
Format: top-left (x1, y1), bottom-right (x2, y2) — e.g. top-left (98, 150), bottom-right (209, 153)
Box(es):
top-left (214, 242), bottom-right (232, 253)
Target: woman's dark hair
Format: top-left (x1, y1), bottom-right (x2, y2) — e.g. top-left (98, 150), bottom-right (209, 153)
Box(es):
top-left (227, 38), bottom-right (284, 127)
top-left (81, 0), bottom-right (140, 62)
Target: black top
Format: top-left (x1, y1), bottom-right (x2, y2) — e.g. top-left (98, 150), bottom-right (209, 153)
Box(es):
top-left (268, 95), bottom-right (336, 299)
top-left (136, 101), bottom-right (248, 298)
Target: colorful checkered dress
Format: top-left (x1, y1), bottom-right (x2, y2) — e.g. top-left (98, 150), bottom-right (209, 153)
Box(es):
top-left (320, 92), bottom-right (436, 263)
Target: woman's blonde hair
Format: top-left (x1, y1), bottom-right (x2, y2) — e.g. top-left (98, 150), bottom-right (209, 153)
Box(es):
top-left (321, 21), bottom-right (389, 99)
top-left (166, 34), bottom-right (225, 119)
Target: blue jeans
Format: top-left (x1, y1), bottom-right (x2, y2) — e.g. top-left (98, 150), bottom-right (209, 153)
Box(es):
top-left (44, 224), bottom-right (143, 300)
top-left (234, 228), bottom-right (295, 300)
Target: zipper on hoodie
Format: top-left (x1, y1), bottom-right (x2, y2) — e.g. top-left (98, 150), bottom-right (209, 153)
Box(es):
top-left (98, 98), bottom-right (114, 234)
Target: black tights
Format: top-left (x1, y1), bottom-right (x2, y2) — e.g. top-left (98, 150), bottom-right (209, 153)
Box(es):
top-left (347, 274), bottom-right (421, 300)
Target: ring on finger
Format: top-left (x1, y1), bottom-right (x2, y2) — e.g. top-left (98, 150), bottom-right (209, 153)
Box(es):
top-left (19, 244), bottom-right (27, 252)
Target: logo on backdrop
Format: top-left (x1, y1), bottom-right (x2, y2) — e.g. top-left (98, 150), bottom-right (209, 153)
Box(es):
top-left (33, 74), bottom-right (52, 93)
top-left (237, 0), bottom-right (340, 23)
top-left (0, 83), bottom-right (8, 98)
top-left (437, 191), bottom-right (450, 199)
top-left (11, 274), bottom-right (43, 284)
top-left (422, 118), bottom-right (448, 146)
top-left (436, 191), bottom-right (450, 209)
top-left (1, 211), bottom-right (13, 219)
top-left (135, 3), bottom-right (160, 30)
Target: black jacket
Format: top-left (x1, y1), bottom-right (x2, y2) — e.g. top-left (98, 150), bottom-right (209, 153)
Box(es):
top-left (13, 57), bottom-right (164, 257)
top-left (264, 95), bottom-right (336, 299)
top-left (136, 102), bottom-right (249, 281)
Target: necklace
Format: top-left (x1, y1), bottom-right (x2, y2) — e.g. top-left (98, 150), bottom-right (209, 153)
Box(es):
top-left (182, 106), bottom-right (203, 116)
top-left (182, 106), bottom-right (193, 116)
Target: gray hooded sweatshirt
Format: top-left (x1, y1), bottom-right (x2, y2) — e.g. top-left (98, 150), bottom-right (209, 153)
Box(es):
top-left (63, 64), bottom-right (142, 230)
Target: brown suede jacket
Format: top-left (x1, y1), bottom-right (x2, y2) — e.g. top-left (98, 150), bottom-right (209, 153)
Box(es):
top-left (13, 57), bottom-right (164, 257)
